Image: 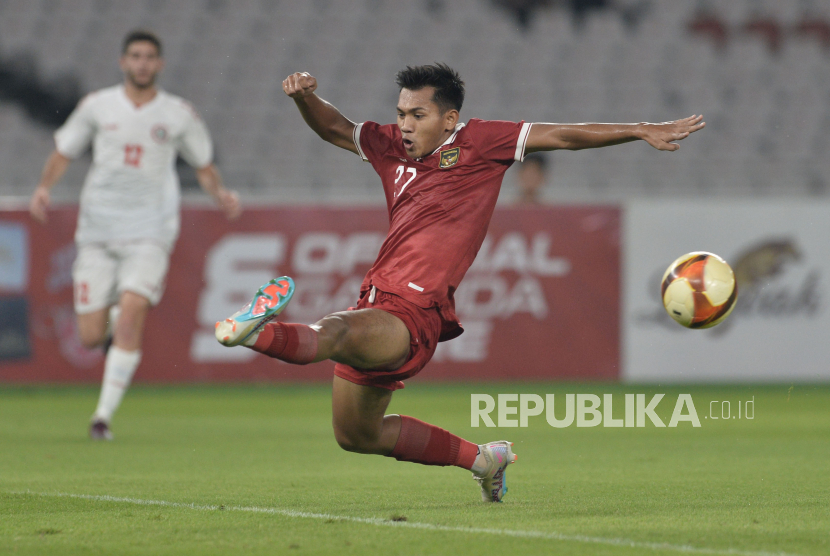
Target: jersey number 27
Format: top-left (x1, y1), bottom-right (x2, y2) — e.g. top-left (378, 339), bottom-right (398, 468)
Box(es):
top-left (394, 165), bottom-right (417, 198)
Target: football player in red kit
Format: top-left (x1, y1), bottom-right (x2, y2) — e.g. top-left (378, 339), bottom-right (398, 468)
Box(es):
top-left (216, 63), bottom-right (704, 502)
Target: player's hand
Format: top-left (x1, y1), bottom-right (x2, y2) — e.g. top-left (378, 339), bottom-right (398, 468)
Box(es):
top-left (217, 189), bottom-right (241, 220)
top-left (640, 115), bottom-right (705, 151)
top-left (282, 72), bottom-right (318, 99)
top-left (29, 186), bottom-right (51, 224)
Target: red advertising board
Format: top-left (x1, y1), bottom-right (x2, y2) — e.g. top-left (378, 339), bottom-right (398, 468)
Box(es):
top-left (0, 206), bottom-right (620, 384)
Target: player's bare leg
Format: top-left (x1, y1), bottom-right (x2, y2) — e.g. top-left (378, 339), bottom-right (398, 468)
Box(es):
top-left (76, 309), bottom-right (110, 350)
top-left (331, 376), bottom-right (400, 454)
top-left (76, 306), bottom-right (122, 351)
top-left (217, 278), bottom-right (518, 500)
top-left (330, 367), bottom-right (516, 502)
top-left (90, 291), bottom-right (150, 440)
top-left (76, 306), bottom-right (113, 439)
top-left (112, 291), bottom-right (150, 350)
top-left (311, 308), bottom-right (410, 369)
top-left (215, 278), bottom-right (411, 370)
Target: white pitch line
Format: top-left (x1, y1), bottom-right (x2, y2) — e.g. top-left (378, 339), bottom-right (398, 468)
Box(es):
top-left (11, 491), bottom-right (803, 556)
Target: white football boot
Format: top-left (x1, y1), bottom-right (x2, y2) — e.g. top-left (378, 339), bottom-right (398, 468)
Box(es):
top-left (215, 277), bottom-right (295, 347)
top-left (473, 441), bottom-right (518, 502)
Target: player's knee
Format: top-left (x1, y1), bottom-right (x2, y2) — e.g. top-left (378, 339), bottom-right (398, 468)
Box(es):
top-left (316, 314), bottom-right (350, 352)
top-left (78, 331), bottom-right (104, 350)
top-left (113, 308), bottom-right (147, 348)
top-left (332, 424), bottom-right (377, 454)
top-left (332, 426), bottom-right (361, 453)
top-left (333, 429), bottom-right (359, 453)
top-left (76, 312), bottom-right (108, 349)
top-left (112, 323), bottom-right (138, 347)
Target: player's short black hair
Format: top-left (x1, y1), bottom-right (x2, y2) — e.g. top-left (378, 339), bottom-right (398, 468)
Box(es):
top-left (122, 30), bottom-right (162, 56)
top-left (395, 63), bottom-right (465, 113)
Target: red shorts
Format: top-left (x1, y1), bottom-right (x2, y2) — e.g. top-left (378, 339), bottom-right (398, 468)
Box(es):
top-left (333, 287), bottom-right (442, 391)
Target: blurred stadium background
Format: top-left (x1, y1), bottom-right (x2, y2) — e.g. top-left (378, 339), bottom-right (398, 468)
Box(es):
top-left (3, 0), bottom-right (829, 203)
top-left (1, 0), bottom-right (829, 384)
top-left (2, 4), bottom-right (829, 554)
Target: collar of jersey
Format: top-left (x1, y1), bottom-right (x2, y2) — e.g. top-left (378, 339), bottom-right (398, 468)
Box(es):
top-left (417, 122), bottom-right (466, 161)
top-left (118, 84), bottom-right (162, 110)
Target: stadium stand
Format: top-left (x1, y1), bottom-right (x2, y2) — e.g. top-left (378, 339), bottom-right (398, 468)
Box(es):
top-left (0, 0), bottom-right (828, 204)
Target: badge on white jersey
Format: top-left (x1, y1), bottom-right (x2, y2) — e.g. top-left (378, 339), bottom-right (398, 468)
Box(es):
top-left (151, 124), bottom-right (169, 144)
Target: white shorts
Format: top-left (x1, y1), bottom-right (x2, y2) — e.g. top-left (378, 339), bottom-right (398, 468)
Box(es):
top-left (73, 241), bottom-right (170, 314)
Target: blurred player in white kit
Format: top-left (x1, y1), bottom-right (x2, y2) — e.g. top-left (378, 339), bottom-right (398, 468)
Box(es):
top-left (29, 30), bottom-right (241, 440)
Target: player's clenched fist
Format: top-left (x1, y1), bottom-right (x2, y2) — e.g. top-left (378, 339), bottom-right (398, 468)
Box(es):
top-left (283, 72), bottom-right (317, 98)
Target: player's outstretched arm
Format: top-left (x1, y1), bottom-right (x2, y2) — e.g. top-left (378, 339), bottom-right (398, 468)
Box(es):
top-left (283, 72), bottom-right (358, 154)
top-left (525, 115), bottom-right (705, 153)
top-left (195, 163), bottom-right (241, 220)
top-left (30, 150), bottom-right (71, 224)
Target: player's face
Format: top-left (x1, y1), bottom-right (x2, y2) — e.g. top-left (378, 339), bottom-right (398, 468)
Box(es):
top-left (120, 41), bottom-right (163, 89)
top-left (396, 87), bottom-right (458, 159)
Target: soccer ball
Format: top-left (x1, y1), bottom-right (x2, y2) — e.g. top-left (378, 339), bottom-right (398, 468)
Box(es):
top-left (661, 252), bottom-right (738, 329)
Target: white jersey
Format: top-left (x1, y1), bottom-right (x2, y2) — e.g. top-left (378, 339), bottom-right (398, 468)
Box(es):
top-left (54, 85), bottom-right (213, 248)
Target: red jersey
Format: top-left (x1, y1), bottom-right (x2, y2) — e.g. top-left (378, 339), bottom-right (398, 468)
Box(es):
top-left (354, 118), bottom-right (532, 341)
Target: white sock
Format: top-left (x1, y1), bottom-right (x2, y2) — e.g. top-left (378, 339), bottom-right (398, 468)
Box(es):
top-left (92, 346), bottom-right (141, 423)
top-left (471, 446), bottom-right (488, 475)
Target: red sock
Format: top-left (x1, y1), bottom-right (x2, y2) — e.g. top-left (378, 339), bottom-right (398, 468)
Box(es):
top-left (388, 415), bottom-right (479, 469)
top-left (250, 322), bottom-right (318, 364)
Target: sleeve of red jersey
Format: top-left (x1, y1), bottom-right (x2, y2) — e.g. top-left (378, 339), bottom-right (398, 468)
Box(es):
top-left (467, 118), bottom-right (533, 164)
top-left (53, 95), bottom-right (97, 159)
top-left (352, 121), bottom-right (396, 163)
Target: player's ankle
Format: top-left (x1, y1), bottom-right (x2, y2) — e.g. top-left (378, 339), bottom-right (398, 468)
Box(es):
top-left (247, 322), bottom-right (318, 364)
top-left (471, 446), bottom-right (488, 475)
top-left (242, 327), bottom-right (264, 347)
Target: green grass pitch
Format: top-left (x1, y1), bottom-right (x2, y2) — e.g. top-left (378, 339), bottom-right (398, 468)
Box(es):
top-left (1, 383), bottom-right (828, 555)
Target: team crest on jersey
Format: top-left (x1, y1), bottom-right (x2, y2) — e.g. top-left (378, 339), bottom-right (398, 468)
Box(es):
top-left (439, 147), bottom-right (460, 169)
top-left (151, 124), bottom-right (169, 144)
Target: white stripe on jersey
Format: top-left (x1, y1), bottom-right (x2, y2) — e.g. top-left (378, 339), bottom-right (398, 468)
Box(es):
top-left (514, 122), bottom-right (533, 162)
top-left (353, 123), bottom-right (369, 162)
top-left (408, 282), bottom-right (424, 292)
